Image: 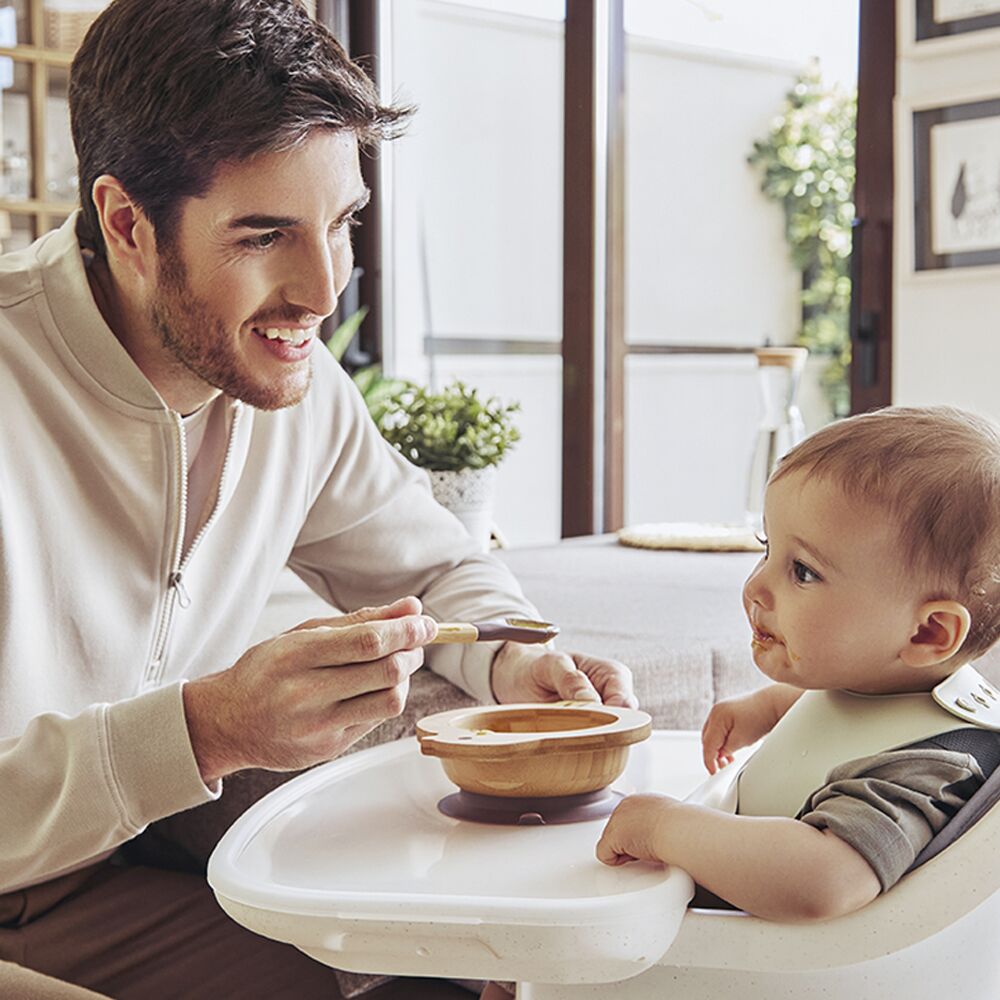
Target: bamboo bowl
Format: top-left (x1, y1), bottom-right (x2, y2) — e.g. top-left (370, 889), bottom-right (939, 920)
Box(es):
top-left (416, 702), bottom-right (652, 798)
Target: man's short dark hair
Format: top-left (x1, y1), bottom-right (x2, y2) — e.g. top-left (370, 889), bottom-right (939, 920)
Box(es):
top-left (70, 0), bottom-right (412, 256)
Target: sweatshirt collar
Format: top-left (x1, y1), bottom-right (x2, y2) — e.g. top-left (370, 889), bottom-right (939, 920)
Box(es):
top-left (37, 212), bottom-right (171, 415)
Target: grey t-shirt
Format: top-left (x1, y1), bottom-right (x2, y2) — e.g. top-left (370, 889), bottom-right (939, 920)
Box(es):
top-left (797, 728), bottom-right (1000, 891)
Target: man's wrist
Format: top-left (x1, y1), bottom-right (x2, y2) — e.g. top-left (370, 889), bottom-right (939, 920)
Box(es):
top-left (182, 674), bottom-right (243, 785)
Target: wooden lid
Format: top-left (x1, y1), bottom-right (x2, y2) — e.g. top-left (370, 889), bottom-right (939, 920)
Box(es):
top-left (754, 346), bottom-right (808, 369)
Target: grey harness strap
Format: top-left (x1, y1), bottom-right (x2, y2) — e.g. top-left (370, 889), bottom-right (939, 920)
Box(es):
top-left (911, 728), bottom-right (1000, 870)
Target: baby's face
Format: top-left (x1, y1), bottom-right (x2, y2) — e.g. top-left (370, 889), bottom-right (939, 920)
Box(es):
top-left (742, 471), bottom-right (928, 693)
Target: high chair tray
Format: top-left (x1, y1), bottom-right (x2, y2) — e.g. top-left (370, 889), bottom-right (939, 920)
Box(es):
top-left (207, 731), bottom-right (707, 984)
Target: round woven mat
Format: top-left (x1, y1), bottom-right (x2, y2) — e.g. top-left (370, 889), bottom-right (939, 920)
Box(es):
top-left (617, 522), bottom-right (765, 552)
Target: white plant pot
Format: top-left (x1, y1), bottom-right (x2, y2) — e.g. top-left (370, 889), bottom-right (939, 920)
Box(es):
top-left (428, 466), bottom-right (497, 552)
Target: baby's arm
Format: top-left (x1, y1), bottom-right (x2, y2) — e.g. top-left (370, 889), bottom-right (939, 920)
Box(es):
top-left (701, 683), bottom-right (803, 773)
top-left (596, 794), bottom-right (880, 921)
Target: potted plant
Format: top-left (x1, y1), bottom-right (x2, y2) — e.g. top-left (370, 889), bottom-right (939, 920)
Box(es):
top-left (375, 379), bottom-right (521, 550)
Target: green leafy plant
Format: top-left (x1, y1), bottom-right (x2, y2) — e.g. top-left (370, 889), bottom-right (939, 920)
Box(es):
top-left (326, 304), bottom-right (369, 362)
top-left (749, 67), bottom-right (857, 417)
top-left (376, 379), bottom-right (521, 472)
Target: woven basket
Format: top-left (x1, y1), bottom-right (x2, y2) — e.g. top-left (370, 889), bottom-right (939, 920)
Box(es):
top-left (618, 522), bottom-right (765, 552)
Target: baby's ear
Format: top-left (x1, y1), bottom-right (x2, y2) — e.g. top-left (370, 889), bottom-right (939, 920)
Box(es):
top-left (899, 601), bottom-right (971, 668)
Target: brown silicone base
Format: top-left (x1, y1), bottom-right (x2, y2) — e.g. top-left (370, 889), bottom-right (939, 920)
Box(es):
top-left (437, 788), bottom-right (623, 825)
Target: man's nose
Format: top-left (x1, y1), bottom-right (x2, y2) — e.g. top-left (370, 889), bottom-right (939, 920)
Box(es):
top-left (283, 239), bottom-right (348, 319)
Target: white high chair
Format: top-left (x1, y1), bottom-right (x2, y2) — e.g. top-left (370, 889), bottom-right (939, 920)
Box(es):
top-left (523, 769), bottom-right (1000, 999)
top-left (207, 731), bottom-right (1000, 1000)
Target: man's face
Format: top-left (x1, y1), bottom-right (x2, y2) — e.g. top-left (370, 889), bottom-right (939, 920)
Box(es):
top-left (148, 129), bottom-right (368, 411)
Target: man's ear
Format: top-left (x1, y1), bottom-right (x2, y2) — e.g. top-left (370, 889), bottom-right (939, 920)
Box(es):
top-left (899, 601), bottom-right (972, 668)
top-left (90, 174), bottom-right (157, 280)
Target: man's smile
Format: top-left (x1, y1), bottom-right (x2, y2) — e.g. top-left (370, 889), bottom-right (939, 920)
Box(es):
top-left (250, 325), bottom-right (317, 363)
top-left (252, 325), bottom-right (318, 347)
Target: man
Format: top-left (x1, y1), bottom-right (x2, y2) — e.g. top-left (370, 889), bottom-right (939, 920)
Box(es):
top-left (0, 1), bottom-right (634, 997)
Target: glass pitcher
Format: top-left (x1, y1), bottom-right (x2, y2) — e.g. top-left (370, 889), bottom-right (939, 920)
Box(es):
top-left (745, 347), bottom-right (807, 530)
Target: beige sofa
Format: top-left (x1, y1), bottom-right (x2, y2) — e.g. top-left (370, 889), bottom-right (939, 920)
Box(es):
top-left (256, 534), bottom-right (767, 730)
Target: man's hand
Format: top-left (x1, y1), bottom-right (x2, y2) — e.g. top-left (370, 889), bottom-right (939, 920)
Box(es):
top-left (490, 642), bottom-right (637, 708)
top-left (182, 597), bottom-right (438, 784)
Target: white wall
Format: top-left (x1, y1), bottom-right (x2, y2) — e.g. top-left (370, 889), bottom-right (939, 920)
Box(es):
top-left (623, 35), bottom-right (825, 525)
top-left (388, 1), bottom-right (565, 543)
top-left (893, 2), bottom-right (1000, 417)
top-left (387, 1), bottom-right (833, 543)
top-left (625, 37), bottom-right (802, 346)
top-left (388, 1), bottom-right (564, 379)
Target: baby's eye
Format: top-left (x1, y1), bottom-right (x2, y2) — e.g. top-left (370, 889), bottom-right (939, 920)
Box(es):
top-left (793, 560), bottom-right (821, 584)
top-left (755, 532), bottom-right (769, 557)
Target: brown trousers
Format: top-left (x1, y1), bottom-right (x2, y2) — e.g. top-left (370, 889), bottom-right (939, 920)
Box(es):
top-left (0, 752), bottom-right (486, 1000)
top-left (0, 861), bottom-right (475, 999)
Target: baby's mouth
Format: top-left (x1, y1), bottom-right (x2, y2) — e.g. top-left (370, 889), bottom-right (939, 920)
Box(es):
top-left (750, 624), bottom-right (778, 650)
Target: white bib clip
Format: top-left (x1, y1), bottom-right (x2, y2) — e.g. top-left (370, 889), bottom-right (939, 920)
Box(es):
top-left (932, 664), bottom-right (1000, 731)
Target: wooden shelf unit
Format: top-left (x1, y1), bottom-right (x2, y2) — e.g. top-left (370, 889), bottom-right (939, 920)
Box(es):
top-left (0, 1), bottom-right (95, 247)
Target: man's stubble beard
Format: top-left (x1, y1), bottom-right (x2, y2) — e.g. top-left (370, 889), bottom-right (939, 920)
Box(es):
top-left (149, 241), bottom-right (312, 411)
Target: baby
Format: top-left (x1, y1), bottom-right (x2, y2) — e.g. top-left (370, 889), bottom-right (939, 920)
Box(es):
top-left (596, 405), bottom-right (1000, 920)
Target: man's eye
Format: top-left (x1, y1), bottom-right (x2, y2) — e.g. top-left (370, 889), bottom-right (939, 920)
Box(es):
top-left (332, 215), bottom-right (361, 236)
top-left (793, 560), bottom-right (820, 584)
top-left (241, 231), bottom-right (282, 251)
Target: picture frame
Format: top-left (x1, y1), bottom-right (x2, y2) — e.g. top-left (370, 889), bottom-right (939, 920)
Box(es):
top-left (916, 0), bottom-right (1000, 40)
top-left (913, 96), bottom-right (1000, 271)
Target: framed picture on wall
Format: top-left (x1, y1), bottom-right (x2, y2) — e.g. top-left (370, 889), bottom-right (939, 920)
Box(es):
top-left (916, 0), bottom-right (1000, 39)
top-left (913, 97), bottom-right (1000, 270)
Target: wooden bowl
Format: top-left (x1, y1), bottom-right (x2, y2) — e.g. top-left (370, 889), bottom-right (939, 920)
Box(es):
top-left (416, 702), bottom-right (652, 798)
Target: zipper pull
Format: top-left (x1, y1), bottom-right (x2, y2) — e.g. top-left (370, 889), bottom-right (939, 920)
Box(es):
top-left (169, 571), bottom-right (192, 609)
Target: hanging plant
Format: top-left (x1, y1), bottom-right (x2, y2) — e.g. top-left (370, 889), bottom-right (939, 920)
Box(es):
top-left (749, 67), bottom-right (857, 417)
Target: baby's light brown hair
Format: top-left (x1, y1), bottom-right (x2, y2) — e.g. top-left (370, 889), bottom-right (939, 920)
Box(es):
top-left (771, 405), bottom-right (1000, 663)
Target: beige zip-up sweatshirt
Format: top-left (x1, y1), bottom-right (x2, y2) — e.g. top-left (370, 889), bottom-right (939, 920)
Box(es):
top-left (0, 216), bottom-right (537, 893)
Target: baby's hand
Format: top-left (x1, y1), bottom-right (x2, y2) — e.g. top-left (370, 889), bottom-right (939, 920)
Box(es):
top-left (700, 684), bottom-right (802, 774)
top-left (595, 793), bottom-right (677, 867)
top-left (700, 698), bottom-right (750, 774)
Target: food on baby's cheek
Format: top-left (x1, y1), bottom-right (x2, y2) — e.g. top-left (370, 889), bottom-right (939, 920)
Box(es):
top-left (750, 630), bottom-right (800, 663)
top-left (750, 626), bottom-right (775, 654)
